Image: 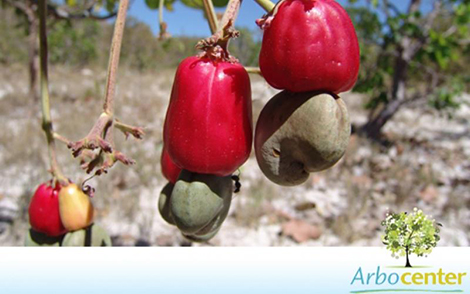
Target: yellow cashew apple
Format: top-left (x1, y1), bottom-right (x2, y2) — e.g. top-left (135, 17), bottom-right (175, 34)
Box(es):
top-left (59, 183), bottom-right (94, 231)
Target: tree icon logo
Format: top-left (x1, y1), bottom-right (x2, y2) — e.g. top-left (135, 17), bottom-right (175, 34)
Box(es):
top-left (381, 208), bottom-right (442, 268)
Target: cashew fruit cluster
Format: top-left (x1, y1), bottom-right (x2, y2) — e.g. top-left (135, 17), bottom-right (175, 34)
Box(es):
top-left (159, 55), bottom-right (251, 242)
top-left (255, 0), bottom-right (358, 186)
top-left (26, 181), bottom-right (111, 246)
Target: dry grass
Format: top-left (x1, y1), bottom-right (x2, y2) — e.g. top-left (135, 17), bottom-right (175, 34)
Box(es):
top-left (0, 65), bottom-right (469, 246)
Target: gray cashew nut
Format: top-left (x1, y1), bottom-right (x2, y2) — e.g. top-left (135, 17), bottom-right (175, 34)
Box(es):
top-left (255, 91), bottom-right (351, 186)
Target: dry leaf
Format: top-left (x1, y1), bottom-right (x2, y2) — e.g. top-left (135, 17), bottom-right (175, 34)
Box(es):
top-left (281, 219), bottom-right (321, 243)
top-left (294, 202), bottom-right (316, 212)
top-left (311, 174), bottom-right (323, 185)
top-left (420, 185), bottom-right (438, 203)
top-left (396, 143), bottom-right (405, 155)
top-left (351, 175), bottom-right (372, 188)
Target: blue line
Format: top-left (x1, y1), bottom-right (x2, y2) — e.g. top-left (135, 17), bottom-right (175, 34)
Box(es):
top-left (350, 290), bottom-right (464, 293)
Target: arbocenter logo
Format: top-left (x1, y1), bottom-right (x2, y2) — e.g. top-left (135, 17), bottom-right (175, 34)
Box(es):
top-left (349, 209), bottom-right (467, 293)
top-left (350, 267), bottom-right (466, 293)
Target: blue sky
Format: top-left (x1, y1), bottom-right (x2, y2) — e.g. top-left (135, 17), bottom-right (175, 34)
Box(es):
top-left (126, 0), bottom-right (432, 37)
top-left (128, 0), bottom-right (350, 37)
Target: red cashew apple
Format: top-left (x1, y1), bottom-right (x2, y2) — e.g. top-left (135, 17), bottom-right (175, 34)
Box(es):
top-left (161, 145), bottom-right (182, 184)
top-left (258, 0), bottom-right (360, 93)
top-left (59, 183), bottom-right (94, 231)
top-left (164, 55), bottom-right (252, 176)
top-left (28, 182), bottom-right (67, 237)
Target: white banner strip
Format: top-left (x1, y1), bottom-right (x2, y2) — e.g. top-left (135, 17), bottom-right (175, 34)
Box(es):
top-left (0, 247), bottom-right (468, 293)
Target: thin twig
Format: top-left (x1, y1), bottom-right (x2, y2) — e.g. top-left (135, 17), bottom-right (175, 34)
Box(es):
top-left (68, 113), bottom-right (113, 157)
top-left (253, 0), bottom-right (274, 12)
top-left (38, 0), bottom-right (68, 186)
top-left (115, 120), bottom-right (145, 139)
top-left (203, 0), bottom-right (218, 34)
top-left (68, 0), bottom-right (143, 176)
top-left (218, 0), bottom-right (242, 36)
top-left (159, 0), bottom-right (164, 25)
top-left (158, 0), bottom-right (170, 39)
top-left (196, 0), bottom-right (243, 61)
top-left (103, 0), bottom-right (129, 115)
top-left (244, 66), bottom-right (262, 75)
top-left (46, 1), bottom-right (118, 21)
top-left (53, 132), bottom-right (71, 145)
top-left (407, 0), bottom-right (422, 14)
top-left (381, 0), bottom-right (392, 19)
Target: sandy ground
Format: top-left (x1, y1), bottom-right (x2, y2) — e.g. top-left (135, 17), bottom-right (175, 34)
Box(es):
top-left (0, 65), bottom-right (469, 246)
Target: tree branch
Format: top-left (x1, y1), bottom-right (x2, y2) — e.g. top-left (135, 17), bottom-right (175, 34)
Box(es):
top-left (4, 0), bottom-right (36, 21)
top-left (196, 0), bottom-right (243, 61)
top-left (423, 0), bottom-right (442, 32)
top-left (53, 132), bottom-right (71, 145)
top-left (407, 0), bottom-right (421, 14)
top-left (254, 0), bottom-right (274, 12)
top-left (38, 0), bottom-right (68, 185)
top-left (103, 0), bottom-right (129, 115)
top-left (244, 66), bottom-right (262, 75)
top-left (115, 120), bottom-right (145, 139)
top-left (4, 0), bottom-right (118, 24)
top-left (218, 0), bottom-right (242, 30)
top-left (158, 0), bottom-right (170, 39)
top-left (46, 2), bottom-right (117, 21)
top-left (381, 0), bottom-right (392, 19)
top-left (406, 229), bottom-right (416, 247)
top-left (202, 0), bottom-right (218, 34)
top-left (383, 1), bottom-right (401, 17)
top-left (67, 0), bottom-right (144, 176)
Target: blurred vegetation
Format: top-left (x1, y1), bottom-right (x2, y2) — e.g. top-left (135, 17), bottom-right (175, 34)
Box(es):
top-left (0, 5), bottom-right (29, 64)
top-left (346, 0), bottom-right (470, 138)
top-left (0, 6), bottom-right (260, 70)
top-left (1, 0), bottom-right (469, 139)
top-left (348, 4), bottom-right (470, 102)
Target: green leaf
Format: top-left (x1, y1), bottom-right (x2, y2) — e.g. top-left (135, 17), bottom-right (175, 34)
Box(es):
top-left (66, 0), bottom-right (77, 6)
top-left (94, 0), bottom-right (119, 13)
top-left (180, 0), bottom-right (229, 9)
top-left (212, 0), bottom-right (229, 7)
top-left (145, 0), bottom-right (176, 11)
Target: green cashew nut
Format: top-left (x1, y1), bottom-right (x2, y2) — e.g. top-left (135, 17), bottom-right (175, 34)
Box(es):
top-left (171, 170), bottom-right (232, 235)
top-left (62, 224), bottom-right (112, 247)
top-left (158, 182), bottom-right (176, 225)
top-left (193, 191), bottom-right (232, 236)
top-left (255, 91), bottom-right (351, 186)
top-left (183, 190), bottom-right (233, 242)
top-left (183, 229), bottom-right (220, 243)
